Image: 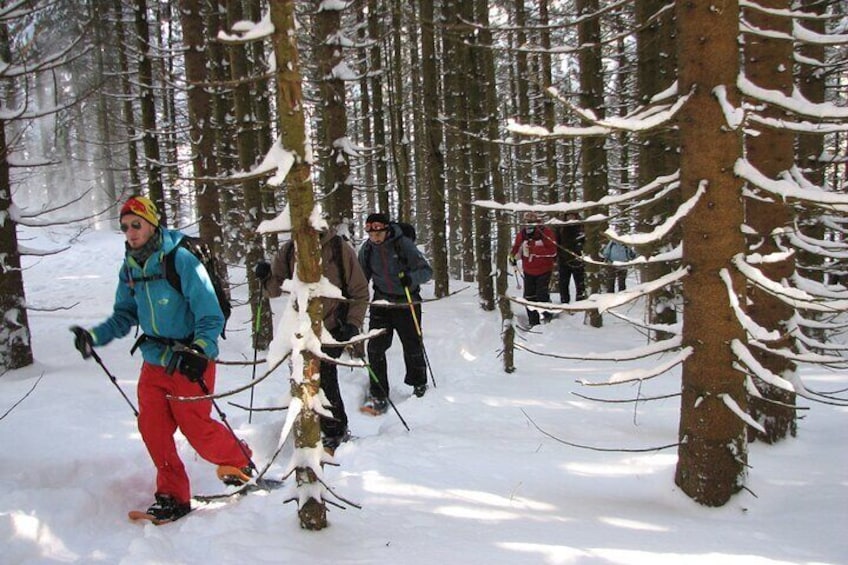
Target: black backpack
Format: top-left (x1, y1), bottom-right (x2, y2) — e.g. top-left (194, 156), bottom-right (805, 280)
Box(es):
top-left (166, 236), bottom-right (232, 338)
top-left (363, 221), bottom-right (417, 270)
top-left (392, 221), bottom-right (416, 243)
top-left (127, 235), bottom-right (232, 338)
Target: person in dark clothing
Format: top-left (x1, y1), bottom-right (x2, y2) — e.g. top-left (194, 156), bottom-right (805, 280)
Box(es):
top-left (255, 229), bottom-right (369, 452)
top-left (556, 212), bottom-right (586, 303)
top-left (510, 211), bottom-right (557, 326)
top-left (358, 213), bottom-right (433, 415)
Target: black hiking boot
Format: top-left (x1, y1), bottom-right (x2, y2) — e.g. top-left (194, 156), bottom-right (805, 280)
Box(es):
top-left (413, 384), bottom-right (427, 398)
top-left (146, 493), bottom-right (191, 522)
top-left (322, 428), bottom-right (352, 455)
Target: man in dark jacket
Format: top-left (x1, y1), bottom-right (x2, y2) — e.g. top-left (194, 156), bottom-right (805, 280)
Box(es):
top-left (70, 195), bottom-right (253, 523)
top-left (358, 213), bottom-right (433, 415)
top-left (556, 212), bottom-right (587, 303)
top-left (255, 229), bottom-right (369, 452)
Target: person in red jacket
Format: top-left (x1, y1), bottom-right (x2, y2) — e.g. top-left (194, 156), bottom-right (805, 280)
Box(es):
top-left (510, 211), bottom-right (557, 326)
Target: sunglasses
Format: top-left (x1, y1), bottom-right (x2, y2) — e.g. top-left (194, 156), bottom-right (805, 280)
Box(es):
top-left (120, 220), bottom-right (143, 233)
top-left (365, 224), bottom-right (388, 233)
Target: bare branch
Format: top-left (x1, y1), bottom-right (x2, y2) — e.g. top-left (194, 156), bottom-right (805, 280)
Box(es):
top-left (522, 409), bottom-right (679, 453)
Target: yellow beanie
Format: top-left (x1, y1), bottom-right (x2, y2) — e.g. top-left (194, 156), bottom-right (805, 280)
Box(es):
top-left (120, 196), bottom-right (160, 227)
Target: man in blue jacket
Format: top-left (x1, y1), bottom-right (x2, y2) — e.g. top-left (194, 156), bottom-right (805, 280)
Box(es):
top-left (358, 213), bottom-right (433, 415)
top-left (70, 196), bottom-right (252, 523)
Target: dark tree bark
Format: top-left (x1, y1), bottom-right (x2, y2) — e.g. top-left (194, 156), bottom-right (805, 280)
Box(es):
top-left (133, 0), bottom-right (165, 217)
top-left (577, 0), bottom-right (608, 328)
top-left (742, 0), bottom-right (797, 443)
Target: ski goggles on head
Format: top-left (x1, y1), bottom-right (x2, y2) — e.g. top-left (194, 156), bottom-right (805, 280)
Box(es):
top-left (365, 222), bottom-right (388, 233)
top-left (120, 220), bottom-right (144, 233)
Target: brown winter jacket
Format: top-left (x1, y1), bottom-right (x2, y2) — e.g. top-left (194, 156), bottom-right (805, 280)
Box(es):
top-left (263, 231), bottom-right (369, 332)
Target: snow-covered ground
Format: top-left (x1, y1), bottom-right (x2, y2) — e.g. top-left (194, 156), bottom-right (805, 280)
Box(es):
top-left (2, 226), bottom-right (846, 564)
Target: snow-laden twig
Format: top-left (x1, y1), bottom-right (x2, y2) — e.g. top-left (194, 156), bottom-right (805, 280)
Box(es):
top-left (719, 393), bottom-right (766, 434)
top-left (733, 256), bottom-right (848, 312)
top-left (517, 335), bottom-right (681, 362)
top-left (730, 339), bottom-right (796, 392)
top-left (578, 347), bottom-right (692, 386)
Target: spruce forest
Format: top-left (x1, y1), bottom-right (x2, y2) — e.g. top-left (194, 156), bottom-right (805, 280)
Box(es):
top-left (2, 0), bottom-right (847, 519)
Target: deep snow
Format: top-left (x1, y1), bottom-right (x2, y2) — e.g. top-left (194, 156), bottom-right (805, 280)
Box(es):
top-left (2, 226), bottom-right (846, 564)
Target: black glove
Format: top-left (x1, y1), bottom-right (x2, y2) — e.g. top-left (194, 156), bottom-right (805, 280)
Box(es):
top-left (399, 271), bottom-right (413, 288)
top-left (254, 261), bottom-right (272, 283)
top-left (174, 345), bottom-right (208, 383)
top-left (70, 326), bottom-right (94, 359)
top-left (333, 322), bottom-right (359, 342)
top-left (508, 255), bottom-right (517, 267)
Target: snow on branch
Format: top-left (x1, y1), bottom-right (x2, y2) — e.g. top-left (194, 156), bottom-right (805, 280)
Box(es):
top-left (510, 266), bottom-right (688, 315)
top-left (719, 393), bottom-right (766, 434)
top-left (735, 159), bottom-right (848, 212)
top-left (738, 0), bottom-right (833, 21)
top-left (606, 180), bottom-right (704, 247)
top-left (730, 339), bottom-right (796, 393)
top-left (508, 84), bottom-right (692, 138)
top-left (475, 172), bottom-right (679, 217)
top-left (578, 347), bottom-right (692, 386)
top-left (738, 76), bottom-right (848, 120)
top-left (721, 266), bottom-right (784, 342)
top-left (747, 114), bottom-right (848, 134)
top-left (792, 19), bottom-right (848, 45)
top-left (748, 339), bottom-right (848, 368)
top-left (732, 256), bottom-right (848, 313)
top-left (517, 335), bottom-right (682, 362)
top-left (217, 11), bottom-right (274, 43)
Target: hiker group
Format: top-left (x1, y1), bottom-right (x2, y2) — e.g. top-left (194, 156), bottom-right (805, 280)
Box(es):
top-left (70, 196), bottom-right (432, 522)
top-left (509, 210), bottom-right (636, 326)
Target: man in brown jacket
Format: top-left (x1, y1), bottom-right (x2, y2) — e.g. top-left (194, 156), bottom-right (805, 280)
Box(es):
top-left (255, 230), bottom-right (369, 452)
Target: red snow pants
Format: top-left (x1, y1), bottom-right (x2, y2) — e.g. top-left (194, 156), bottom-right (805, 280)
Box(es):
top-left (136, 361), bottom-right (251, 504)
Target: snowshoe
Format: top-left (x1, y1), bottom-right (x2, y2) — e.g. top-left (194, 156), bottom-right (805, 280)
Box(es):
top-left (128, 493), bottom-right (191, 525)
top-left (360, 397), bottom-right (388, 416)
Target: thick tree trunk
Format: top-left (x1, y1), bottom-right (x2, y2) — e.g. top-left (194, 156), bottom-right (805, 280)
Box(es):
top-left (577, 0), bottom-right (608, 328)
top-left (636, 0), bottom-right (679, 339)
top-left (743, 0), bottom-right (797, 443)
top-left (675, 0), bottom-right (748, 506)
top-left (420, 0), bottom-right (449, 298)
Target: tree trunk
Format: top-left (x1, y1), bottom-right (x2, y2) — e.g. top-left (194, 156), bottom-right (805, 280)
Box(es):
top-left (674, 0), bottom-right (748, 507)
top-left (471, 0), bottom-right (494, 310)
top-left (316, 1), bottom-right (353, 230)
top-left (270, 0), bottom-right (326, 530)
top-left (636, 0), bottom-right (679, 339)
top-left (420, 0), bottom-right (449, 298)
top-left (742, 0), bottom-right (797, 443)
top-left (113, 0), bottom-right (141, 191)
top-left (577, 0), bottom-right (607, 328)
top-left (367, 0), bottom-right (390, 215)
top-left (134, 0), bottom-right (165, 216)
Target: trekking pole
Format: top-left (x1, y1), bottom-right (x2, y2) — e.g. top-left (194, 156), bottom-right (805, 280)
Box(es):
top-left (402, 284), bottom-right (437, 389)
top-left (170, 344), bottom-right (257, 472)
top-left (90, 349), bottom-right (139, 417)
top-left (247, 284), bottom-right (264, 424)
top-left (354, 351), bottom-right (410, 432)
